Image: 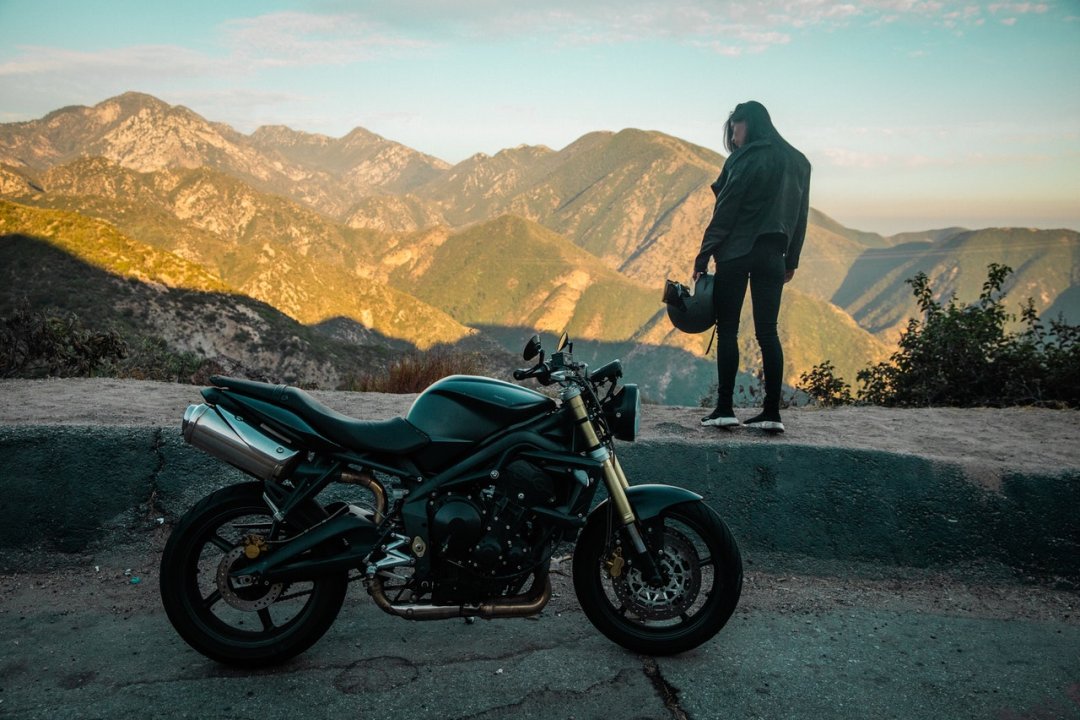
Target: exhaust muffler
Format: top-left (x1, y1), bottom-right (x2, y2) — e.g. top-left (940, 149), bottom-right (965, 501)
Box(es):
top-left (183, 403), bottom-right (299, 480)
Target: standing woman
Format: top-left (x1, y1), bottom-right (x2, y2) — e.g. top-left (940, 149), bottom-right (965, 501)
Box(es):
top-left (694, 101), bottom-right (811, 432)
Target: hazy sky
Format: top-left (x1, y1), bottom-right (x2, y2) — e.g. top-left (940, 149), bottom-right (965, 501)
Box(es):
top-left (1, 0), bottom-right (1078, 235)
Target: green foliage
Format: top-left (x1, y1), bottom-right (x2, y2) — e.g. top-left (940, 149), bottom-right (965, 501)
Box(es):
top-left (814, 264), bottom-right (1080, 408)
top-left (0, 304), bottom-right (211, 383)
top-left (343, 348), bottom-right (488, 394)
top-left (797, 361), bottom-right (854, 407)
top-left (114, 336), bottom-right (207, 383)
top-left (1, 303), bottom-right (128, 378)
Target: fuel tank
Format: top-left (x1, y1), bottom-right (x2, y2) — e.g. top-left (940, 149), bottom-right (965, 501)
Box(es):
top-left (406, 375), bottom-right (556, 469)
top-left (407, 375), bottom-right (556, 441)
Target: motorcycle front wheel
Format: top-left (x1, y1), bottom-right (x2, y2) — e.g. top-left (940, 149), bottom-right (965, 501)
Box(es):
top-left (159, 482), bottom-right (348, 666)
top-left (572, 500), bottom-right (742, 655)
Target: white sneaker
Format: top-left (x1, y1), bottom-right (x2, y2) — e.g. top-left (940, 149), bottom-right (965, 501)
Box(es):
top-left (744, 413), bottom-right (785, 433)
top-left (701, 409), bottom-right (740, 428)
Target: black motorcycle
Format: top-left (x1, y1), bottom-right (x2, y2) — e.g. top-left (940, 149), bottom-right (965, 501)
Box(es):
top-left (160, 333), bottom-right (743, 665)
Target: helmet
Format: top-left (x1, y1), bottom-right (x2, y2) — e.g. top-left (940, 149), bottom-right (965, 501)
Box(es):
top-left (663, 274), bottom-right (715, 334)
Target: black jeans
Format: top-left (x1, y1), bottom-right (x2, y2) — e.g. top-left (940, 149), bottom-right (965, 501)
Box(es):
top-left (711, 234), bottom-right (787, 416)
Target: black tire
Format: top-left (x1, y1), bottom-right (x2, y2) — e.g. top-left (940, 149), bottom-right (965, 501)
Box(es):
top-left (159, 483), bottom-right (348, 666)
top-left (572, 500), bottom-right (742, 655)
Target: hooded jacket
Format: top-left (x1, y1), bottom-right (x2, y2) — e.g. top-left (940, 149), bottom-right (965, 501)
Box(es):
top-left (694, 139), bottom-right (811, 274)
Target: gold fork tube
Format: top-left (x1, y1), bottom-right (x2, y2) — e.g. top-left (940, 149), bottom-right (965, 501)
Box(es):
top-left (611, 453), bottom-right (630, 490)
top-left (565, 392), bottom-right (635, 525)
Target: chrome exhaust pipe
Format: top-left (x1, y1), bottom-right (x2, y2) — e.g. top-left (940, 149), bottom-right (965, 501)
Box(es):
top-left (182, 403), bottom-right (299, 480)
top-left (367, 572), bottom-right (552, 620)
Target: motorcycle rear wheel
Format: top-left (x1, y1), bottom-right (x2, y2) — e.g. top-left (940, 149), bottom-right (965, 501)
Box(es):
top-left (159, 482), bottom-right (347, 666)
top-left (572, 500), bottom-right (742, 655)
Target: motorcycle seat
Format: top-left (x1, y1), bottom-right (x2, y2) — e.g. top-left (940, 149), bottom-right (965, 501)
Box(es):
top-left (208, 376), bottom-right (430, 455)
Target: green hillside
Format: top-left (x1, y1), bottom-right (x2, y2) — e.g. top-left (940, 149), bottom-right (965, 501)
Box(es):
top-left (12, 158), bottom-right (474, 349)
top-left (0, 201), bottom-right (396, 385)
top-left (837, 228), bottom-right (1080, 340)
top-left (390, 215), bottom-right (660, 342)
top-left (0, 200), bottom-right (228, 294)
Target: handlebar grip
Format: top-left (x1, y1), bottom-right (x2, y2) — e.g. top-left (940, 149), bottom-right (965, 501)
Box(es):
top-left (513, 368), bottom-right (531, 380)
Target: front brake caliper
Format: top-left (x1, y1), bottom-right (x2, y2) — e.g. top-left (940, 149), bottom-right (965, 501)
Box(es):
top-left (605, 545), bottom-right (625, 578)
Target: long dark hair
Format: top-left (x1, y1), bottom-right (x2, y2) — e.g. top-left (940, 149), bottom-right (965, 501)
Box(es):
top-left (723, 101), bottom-right (803, 160)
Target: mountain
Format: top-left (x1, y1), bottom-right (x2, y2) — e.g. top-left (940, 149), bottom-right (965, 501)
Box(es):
top-left (5, 156), bottom-right (474, 350)
top-left (384, 215), bottom-right (661, 341)
top-left (0, 92), bottom-right (446, 221)
top-left (247, 124), bottom-right (449, 201)
top-left (0, 201), bottom-right (395, 385)
top-left (3, 92), bottom-right (1076, 404)
top-left (835, 227), bottom-right (1080, 341)
top-left (409, 129), bottom-right (723, 289)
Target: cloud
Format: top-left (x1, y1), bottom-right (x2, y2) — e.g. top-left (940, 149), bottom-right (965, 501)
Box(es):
top-left (0, 45), bottom-right (217, 78)
top-left (340, 0), bottom-right (1050, 40)
top-left (219, 11), bottom-right (431, 67)
top-left (821, 147), bottom-right (893, 168)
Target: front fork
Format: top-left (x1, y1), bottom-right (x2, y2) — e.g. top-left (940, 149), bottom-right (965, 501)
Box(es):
top-left (563, 387), bottom-right (663, 584)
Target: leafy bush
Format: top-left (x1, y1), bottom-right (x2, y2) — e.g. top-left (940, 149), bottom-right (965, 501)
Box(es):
top-left (114, 336), bottom-right (207, 383)
top-left (804, 264), bottom-right (1080, 408)
top-left (0, 304), bottom-right (211, 383)
top-left (797, 360), bottom-right (854, 407)
top-left (344, 347), bottom-right (488, 393)
top-left (1, 303), bottom-right (128, 378)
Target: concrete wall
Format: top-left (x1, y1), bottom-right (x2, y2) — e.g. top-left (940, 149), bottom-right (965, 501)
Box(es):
top-left (1, 425), bottom-right (1077, 582)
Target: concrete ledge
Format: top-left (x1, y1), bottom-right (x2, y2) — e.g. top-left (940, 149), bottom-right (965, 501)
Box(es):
top-left (2, 424), bottom-right (1076, 583)
top-left (625, 441), bottom-right (1079, 581)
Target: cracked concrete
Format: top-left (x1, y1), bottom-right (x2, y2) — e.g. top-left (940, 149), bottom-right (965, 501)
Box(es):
top-left (643, 657), bottom-right (689, 720)
top-left (0, 559), bottom-right (1077, 720)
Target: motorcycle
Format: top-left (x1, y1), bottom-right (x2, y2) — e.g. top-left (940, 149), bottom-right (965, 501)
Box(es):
top-left (160, 333), bottom-right (743, 665)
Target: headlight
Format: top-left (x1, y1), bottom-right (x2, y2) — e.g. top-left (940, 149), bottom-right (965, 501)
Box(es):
top-left (603, 384), bottom-right (640, 442)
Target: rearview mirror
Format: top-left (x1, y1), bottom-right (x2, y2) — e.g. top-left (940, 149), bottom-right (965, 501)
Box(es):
top-left (523, 334), bottom-right (542, 361)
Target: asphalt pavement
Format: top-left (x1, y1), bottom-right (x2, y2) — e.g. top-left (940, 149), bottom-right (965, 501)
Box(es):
top-left (1, 549), bottom-right (1077, 720)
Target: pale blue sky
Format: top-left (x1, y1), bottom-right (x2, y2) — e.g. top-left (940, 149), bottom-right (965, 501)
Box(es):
top-left (1, 0), bottom-right (1078, 235)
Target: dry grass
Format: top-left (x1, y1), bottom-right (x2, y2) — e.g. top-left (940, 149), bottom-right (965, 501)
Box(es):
top-left (343, 348), bottom-right (488, 393)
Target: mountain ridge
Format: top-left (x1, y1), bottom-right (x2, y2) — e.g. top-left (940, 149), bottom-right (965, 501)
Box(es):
top-left (2, 92), bottom-right (1077, 402)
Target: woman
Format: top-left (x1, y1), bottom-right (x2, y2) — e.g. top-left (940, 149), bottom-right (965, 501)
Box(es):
top-left (693, 101), bottom-right (811, 433)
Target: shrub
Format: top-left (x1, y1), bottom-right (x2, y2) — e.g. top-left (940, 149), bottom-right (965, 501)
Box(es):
top-left (344, 347), bottom-right (488, 393)
top-left (115, 336), bottom-right (207, 383)
top-left (816, 264), bottom-right (1079, 408)
top-left (0, 304), bottom-right (212, 383)
top-left (0, 303), bottom-right (128, 378)
top-left (797, 360), bottom-right (854, 407)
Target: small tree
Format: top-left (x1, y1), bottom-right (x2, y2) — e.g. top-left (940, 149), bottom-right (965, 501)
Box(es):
top-left (837, 263), bottom-right (1079, 408)
top-left (798, 360), bottom-right (854, 407)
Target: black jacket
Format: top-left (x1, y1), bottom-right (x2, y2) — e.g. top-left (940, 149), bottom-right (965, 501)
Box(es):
top-left (694, 139), bottom-right (811, 273)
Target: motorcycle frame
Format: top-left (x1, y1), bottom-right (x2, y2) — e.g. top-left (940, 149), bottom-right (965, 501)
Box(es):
top-left (215, 389), bottom-right (615, 587)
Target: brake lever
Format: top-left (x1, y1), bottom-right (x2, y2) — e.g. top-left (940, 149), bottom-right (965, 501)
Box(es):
top-left (513, 361), bottom-right (547, 381)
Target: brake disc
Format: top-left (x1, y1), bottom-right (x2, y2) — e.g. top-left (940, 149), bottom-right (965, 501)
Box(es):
top-left (612, 528), bottom-right (702, 620)
top-left (216, 545), bottom-right (284, 612)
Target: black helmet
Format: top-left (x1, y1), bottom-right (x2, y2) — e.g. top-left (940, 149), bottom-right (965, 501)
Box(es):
top-left (663, 274), bottom-right (715, 334)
